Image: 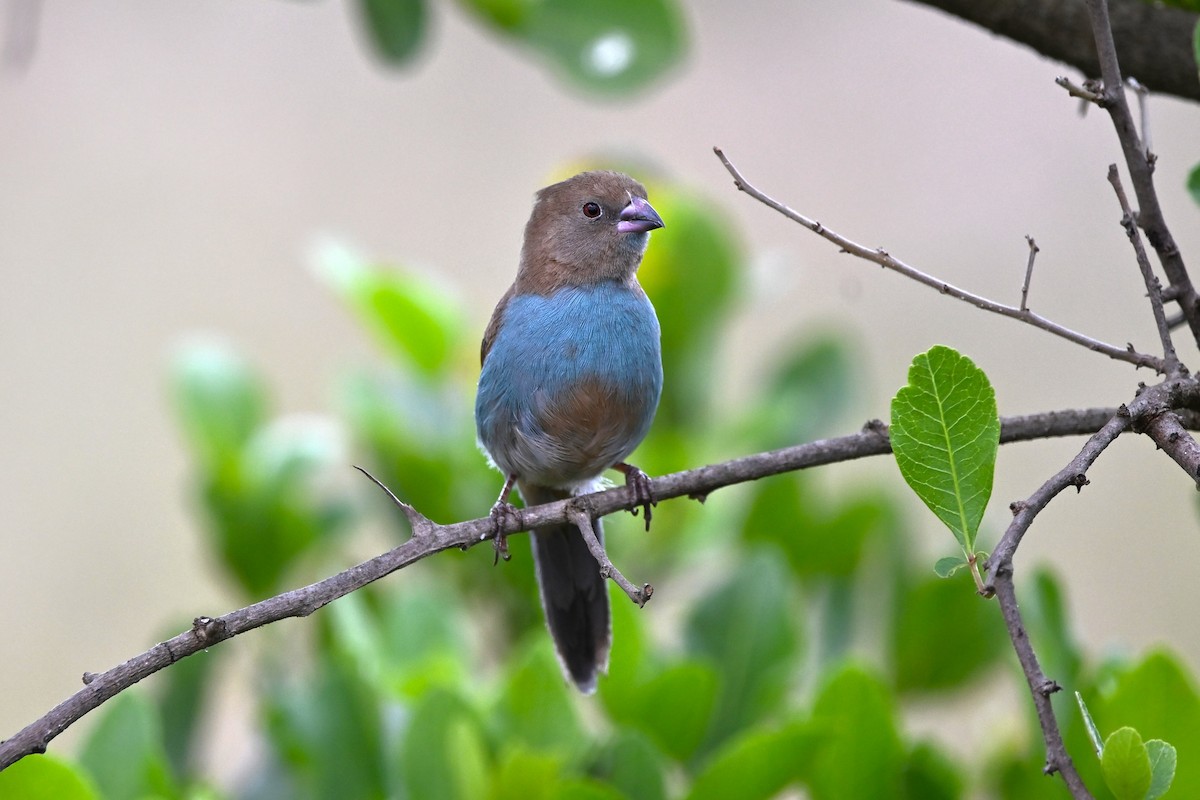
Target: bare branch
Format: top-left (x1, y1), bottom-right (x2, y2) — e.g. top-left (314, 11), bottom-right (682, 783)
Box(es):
top-left (568, 507), bottom-right (652, 606)
top-left (1083, 0), bottom-right (1200, 349)
top-left (0, 406), bottom-right (1145, 770)
top-left (1106, 165), bottom-right (1179, 372)
top-left (713, 147), bottom-right (1167, 373)
top-left (1020, 236), bottom-right (1039, 312)
top-left (1055, 76), bottom-right (1104, 104)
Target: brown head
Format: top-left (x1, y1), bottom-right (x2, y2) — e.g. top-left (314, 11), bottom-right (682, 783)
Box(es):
top-left (515, 170), bottom-right (665, 295)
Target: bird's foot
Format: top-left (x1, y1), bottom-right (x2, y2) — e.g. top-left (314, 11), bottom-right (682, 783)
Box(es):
top-left (615, 462), bottom-right (656, 532)
top-left (487, 501), bottom-right (520, 564)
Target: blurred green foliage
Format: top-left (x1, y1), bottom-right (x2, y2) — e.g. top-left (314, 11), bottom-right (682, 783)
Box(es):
top-left (353, 0), bottom-right (686, 97)
top-left (4, 170), bottom-right (1200, 800)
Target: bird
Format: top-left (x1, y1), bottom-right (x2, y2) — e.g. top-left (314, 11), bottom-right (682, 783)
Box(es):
top-left (474, 170), bottom-right (665, 693)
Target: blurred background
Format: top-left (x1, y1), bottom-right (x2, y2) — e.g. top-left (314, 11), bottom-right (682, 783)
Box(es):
top-left (3, 1), bottom-right (1200, 797)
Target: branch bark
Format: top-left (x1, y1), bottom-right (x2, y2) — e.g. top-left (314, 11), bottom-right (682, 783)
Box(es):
top-left (902, 0), bottom-right (1200, 103)
top-left (0, 407), bottom-right (1142, 771)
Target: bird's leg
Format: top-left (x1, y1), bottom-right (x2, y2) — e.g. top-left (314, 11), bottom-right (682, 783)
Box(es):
top-left (613, 462), bottom-right (656, 531)
top-left (488, 474), bottom-right (520, 564)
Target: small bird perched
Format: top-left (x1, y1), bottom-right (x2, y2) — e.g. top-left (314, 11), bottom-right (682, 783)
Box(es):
top-left (474, 170), bottom-right (665, 693)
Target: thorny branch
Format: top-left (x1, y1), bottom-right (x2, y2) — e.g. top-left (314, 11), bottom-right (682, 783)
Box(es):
top-left (0, 407), bottom-right (1154, 771)
top-left (1078, 0), bottom-right (1200, 350)
top-left (712, 147), bottom-right (1167, 374)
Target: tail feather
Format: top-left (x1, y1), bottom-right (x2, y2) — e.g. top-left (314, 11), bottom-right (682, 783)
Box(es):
top-left (522, 483), bottom-right (611, 693)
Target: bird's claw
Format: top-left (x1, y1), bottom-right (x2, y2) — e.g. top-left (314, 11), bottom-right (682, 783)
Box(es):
top-left (623, 466), bottom-right (656, 531)
top-left (488, 501), bottom-right (519, 564)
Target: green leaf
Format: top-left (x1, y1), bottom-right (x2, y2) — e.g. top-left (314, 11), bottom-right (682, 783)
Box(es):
top-left (315, 242), bottom-right (463, 377)
top-left (891, 569), bottom-right (1006, 693)
top-left (265, 653), bottom-right (386, 800)
top-left (933, 554), bottom-right (968, 578)
top-left (1023, 568), bottom-right (1083, 689)
top-left (603, 660), bottom-right (719, 762)
top-left (902, 742), bottom-right (964, 800)
top-left (684, 721), bottom-right (815, 800)
top-left (684, 551), bottom-right (802, 756)
top-left (204, 414), bottom-right (353, 596)
top-left (807, 664), bottom-right (905, 800)
top-left (1077, 692), bottom-right (1105, 757)
top-left (890, 346), bottom-right (999, 551)
top-left (1188, 161), bottom-right (1200, 209)
top-left (1146, 739), bottom-right (1178, 800)
top-left (79, 691), bottom-right (177, 800)
top-left (170, 339), bottom-right (266, 469)
top-left (1101, 727), bottom-right (1152, 800)
top-left (742, 475), bottom-right (886, 580)
top-left (1096, 650), bottom-right (1200, 797)
top-left (400, 689), bottom-right (489, 800)
top-left (488, 748), bottom-right (562, 800)
top-left (744, 335), bottom-right (856, 447)
top-left (491, 640), bottom-right (585, 760)
top-left (0, 755), bottom-right (100, 800)
top-left (596, 730), bottom-right (667, 800)
top-left (358, 0), bottom-right (427, 64)
top-left (158, 641), bottom-right (223, 784)
top-left (479, 0), bottom-right (688, 96)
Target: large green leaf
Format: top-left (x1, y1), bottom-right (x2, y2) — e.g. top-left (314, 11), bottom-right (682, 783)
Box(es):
top-left (1101, 727), bottom-right (1152, 800)
top-left (157, 636), bottom-right (223, 785)
top-left (264, 653), bottom-right (386, 800)
top-left (358, 0), bottom-right (427, 64)
top-left (400, 689), bottom-right (490, 800)
top-left (684, 551), bottom-right (803, 756)
top-left (890, 346), bottom-right (999, 552)
top-left (78, 692), bottom-right (177, 800)
top-left (602, 660), bottom-right (719, 762)
top-left (171, 339), bottom-right (266, 470)
top-left (891, 570), bottom-right (1006, 693)
top-left (1095, 650), bottom-right (1200, 797)
top-left (807, 664), bottom-right (905, 800)
top-left (463, 0), bottom-right (687, 96)
top-left (596, 730), bottom-right (667, 800)
top-left (315, 243), bottom-right (464, 377)
top-left (0, 755), bottom-right (100, 800)
top-left (491, 640), bottom-right (585, 760)
top-left (902, 742), bottom-right (964, 800)
top-left (684, 720), bottom-right (815, 800)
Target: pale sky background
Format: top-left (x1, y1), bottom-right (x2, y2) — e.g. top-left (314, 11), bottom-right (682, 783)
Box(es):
top-left (3, 0), bottom-right (1200, 780)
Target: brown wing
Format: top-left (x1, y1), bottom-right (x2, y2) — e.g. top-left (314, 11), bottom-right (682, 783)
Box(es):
top-left (480, 283), bottom-right (516, 366)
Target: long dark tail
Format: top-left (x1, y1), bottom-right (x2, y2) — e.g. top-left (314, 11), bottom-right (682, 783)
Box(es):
top-left (520, 482), bottom-right (611, 693)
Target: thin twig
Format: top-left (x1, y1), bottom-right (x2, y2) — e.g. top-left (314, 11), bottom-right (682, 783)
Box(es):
top-left (1055, 76), bottom-right (1104, 104)
top-left (1020, 236), bottom-right (1040, 312)
top-left (567, 508), bottom-right (651, 606)
top-left (1083, 0), bottom-right (1200, 348)
top-left (1105, 165), bottom-right (1179, 373)
top-left (1125, 77), bottom-right (1152, 163)
top-left (0, 406), bottom-right (1146, 770)
top-left (712, 147), bottom-right (1166, 374)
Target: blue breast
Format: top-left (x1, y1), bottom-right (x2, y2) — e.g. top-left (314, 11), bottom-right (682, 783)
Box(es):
top-left (476, 281), bottom-right (663, 485)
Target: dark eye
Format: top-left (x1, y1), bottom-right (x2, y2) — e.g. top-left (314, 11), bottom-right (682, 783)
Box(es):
top-left (581, 201), bottom-right (602, 219)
